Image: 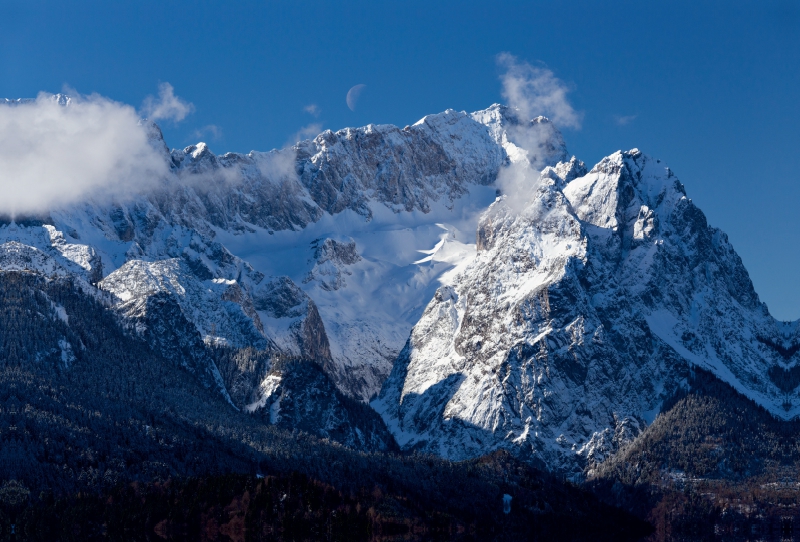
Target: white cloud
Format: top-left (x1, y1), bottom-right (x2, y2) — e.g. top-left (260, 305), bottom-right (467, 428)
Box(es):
top-left (254, 147), bottom-right (299, 182)
top-left (614, 114), bottom-right (637, 126)
top-left (497, 53), bottom-right (582, 129)
top-left (495, 160), bottom-right (541, 214)
top-left (190, 124), bottom-right (223, 141)
top-left (304, 104), bottom-right (320, 117)
top-left (141, 83), bottom-right (194, 123)
top-left (286, 123), bottom-right (322, 146)
top-left (492, 54), bottom-right (581, 213)
top-left (0, 92), bottom-right (169, 216)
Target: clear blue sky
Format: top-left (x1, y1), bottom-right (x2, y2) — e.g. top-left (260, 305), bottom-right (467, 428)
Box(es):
top-left (3, 0), bottom-right (799, 319)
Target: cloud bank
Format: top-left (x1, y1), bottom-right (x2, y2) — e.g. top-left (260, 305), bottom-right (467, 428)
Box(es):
top-left (0, 92), bottom-right (170, 216)
top-left (497, 53), bottom-right (582, 129)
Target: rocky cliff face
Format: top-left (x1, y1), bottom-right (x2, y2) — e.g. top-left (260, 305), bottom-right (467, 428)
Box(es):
top-left (374, 148), bottom-right (800, 474)
top-left (150, 106), bottom-right (509, 235)
top-left (253, 275), bottom-right (334, 372)
top-left (242, 358), bottom-right (398, 452)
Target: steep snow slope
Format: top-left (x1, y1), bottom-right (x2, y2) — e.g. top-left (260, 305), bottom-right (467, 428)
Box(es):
top-left (374, 149), bottom-right (800, 474)
top-left (218, 194), bottom-right (496, 401)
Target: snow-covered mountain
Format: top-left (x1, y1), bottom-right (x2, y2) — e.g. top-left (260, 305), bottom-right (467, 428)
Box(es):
top-left (0, 99), bottom-right (562, 415)
top-left (3, 95), bottom-right (798, 473)
top-left (373, 146), bottom-right (800, 474)
top-left (0, 100), bottom-right (571, 401)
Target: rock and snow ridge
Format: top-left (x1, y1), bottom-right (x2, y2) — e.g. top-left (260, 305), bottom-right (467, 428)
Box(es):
top-left (3, 96), bottom-right (798, 470)
top-left (373, 147), bottom-right (800, 474)
top-left (0, 101), bottom-right (560, 408)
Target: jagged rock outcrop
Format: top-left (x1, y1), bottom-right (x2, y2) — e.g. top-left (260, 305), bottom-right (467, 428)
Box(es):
top-left (242, 358), bottom-right (397, 452)
top-left (293, 108), bottom-right (506, 217)
top-left (136, 105), bottom-right (510, 237)
top-left (304, 237), bottom-right (361, 291)
top-left (100, 258), bottom-right (267, 348)
top-left (253, 276), bottom-right (332, 364)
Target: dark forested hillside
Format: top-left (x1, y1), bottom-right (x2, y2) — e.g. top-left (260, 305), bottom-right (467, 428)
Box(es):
top-left (588, 369), bottom-right (800, 540)
top-left (594, 369), bottom-right (800, 488)
top-left (0, 454), bottom-right (653, 542)
top-left (0, 271), bottom-right (650, 540)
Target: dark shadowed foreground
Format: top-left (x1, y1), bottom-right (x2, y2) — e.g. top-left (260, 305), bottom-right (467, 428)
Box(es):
top-left (0, 272), bottom-right (650, 541)
top-left (0, 458), bottom-right (651, 542)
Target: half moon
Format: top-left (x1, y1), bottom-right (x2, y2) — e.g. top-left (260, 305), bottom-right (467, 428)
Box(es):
top-left (346, 84), bottom-right (366, 111)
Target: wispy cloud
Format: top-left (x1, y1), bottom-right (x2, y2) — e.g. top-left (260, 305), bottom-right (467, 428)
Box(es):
top-left (191, 124), bottom-right (223, 141)
top-left (141, 83), bottom-right (194, 123)
top-left (614, 114), bottom-right (637, 126)
top-left (497, 53), bottom-right (582, 129)
top-left (287, 123), bottom-right (322, 146)
top-left (0, 92), bottom-right (169, 215)
top-left (304, 104), bottom-right (320, 117)
top-left (490, 54), bottom-right (581, 213)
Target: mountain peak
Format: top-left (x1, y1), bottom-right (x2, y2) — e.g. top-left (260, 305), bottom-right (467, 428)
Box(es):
top-left (375, 145), bottom-right (800, 474)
